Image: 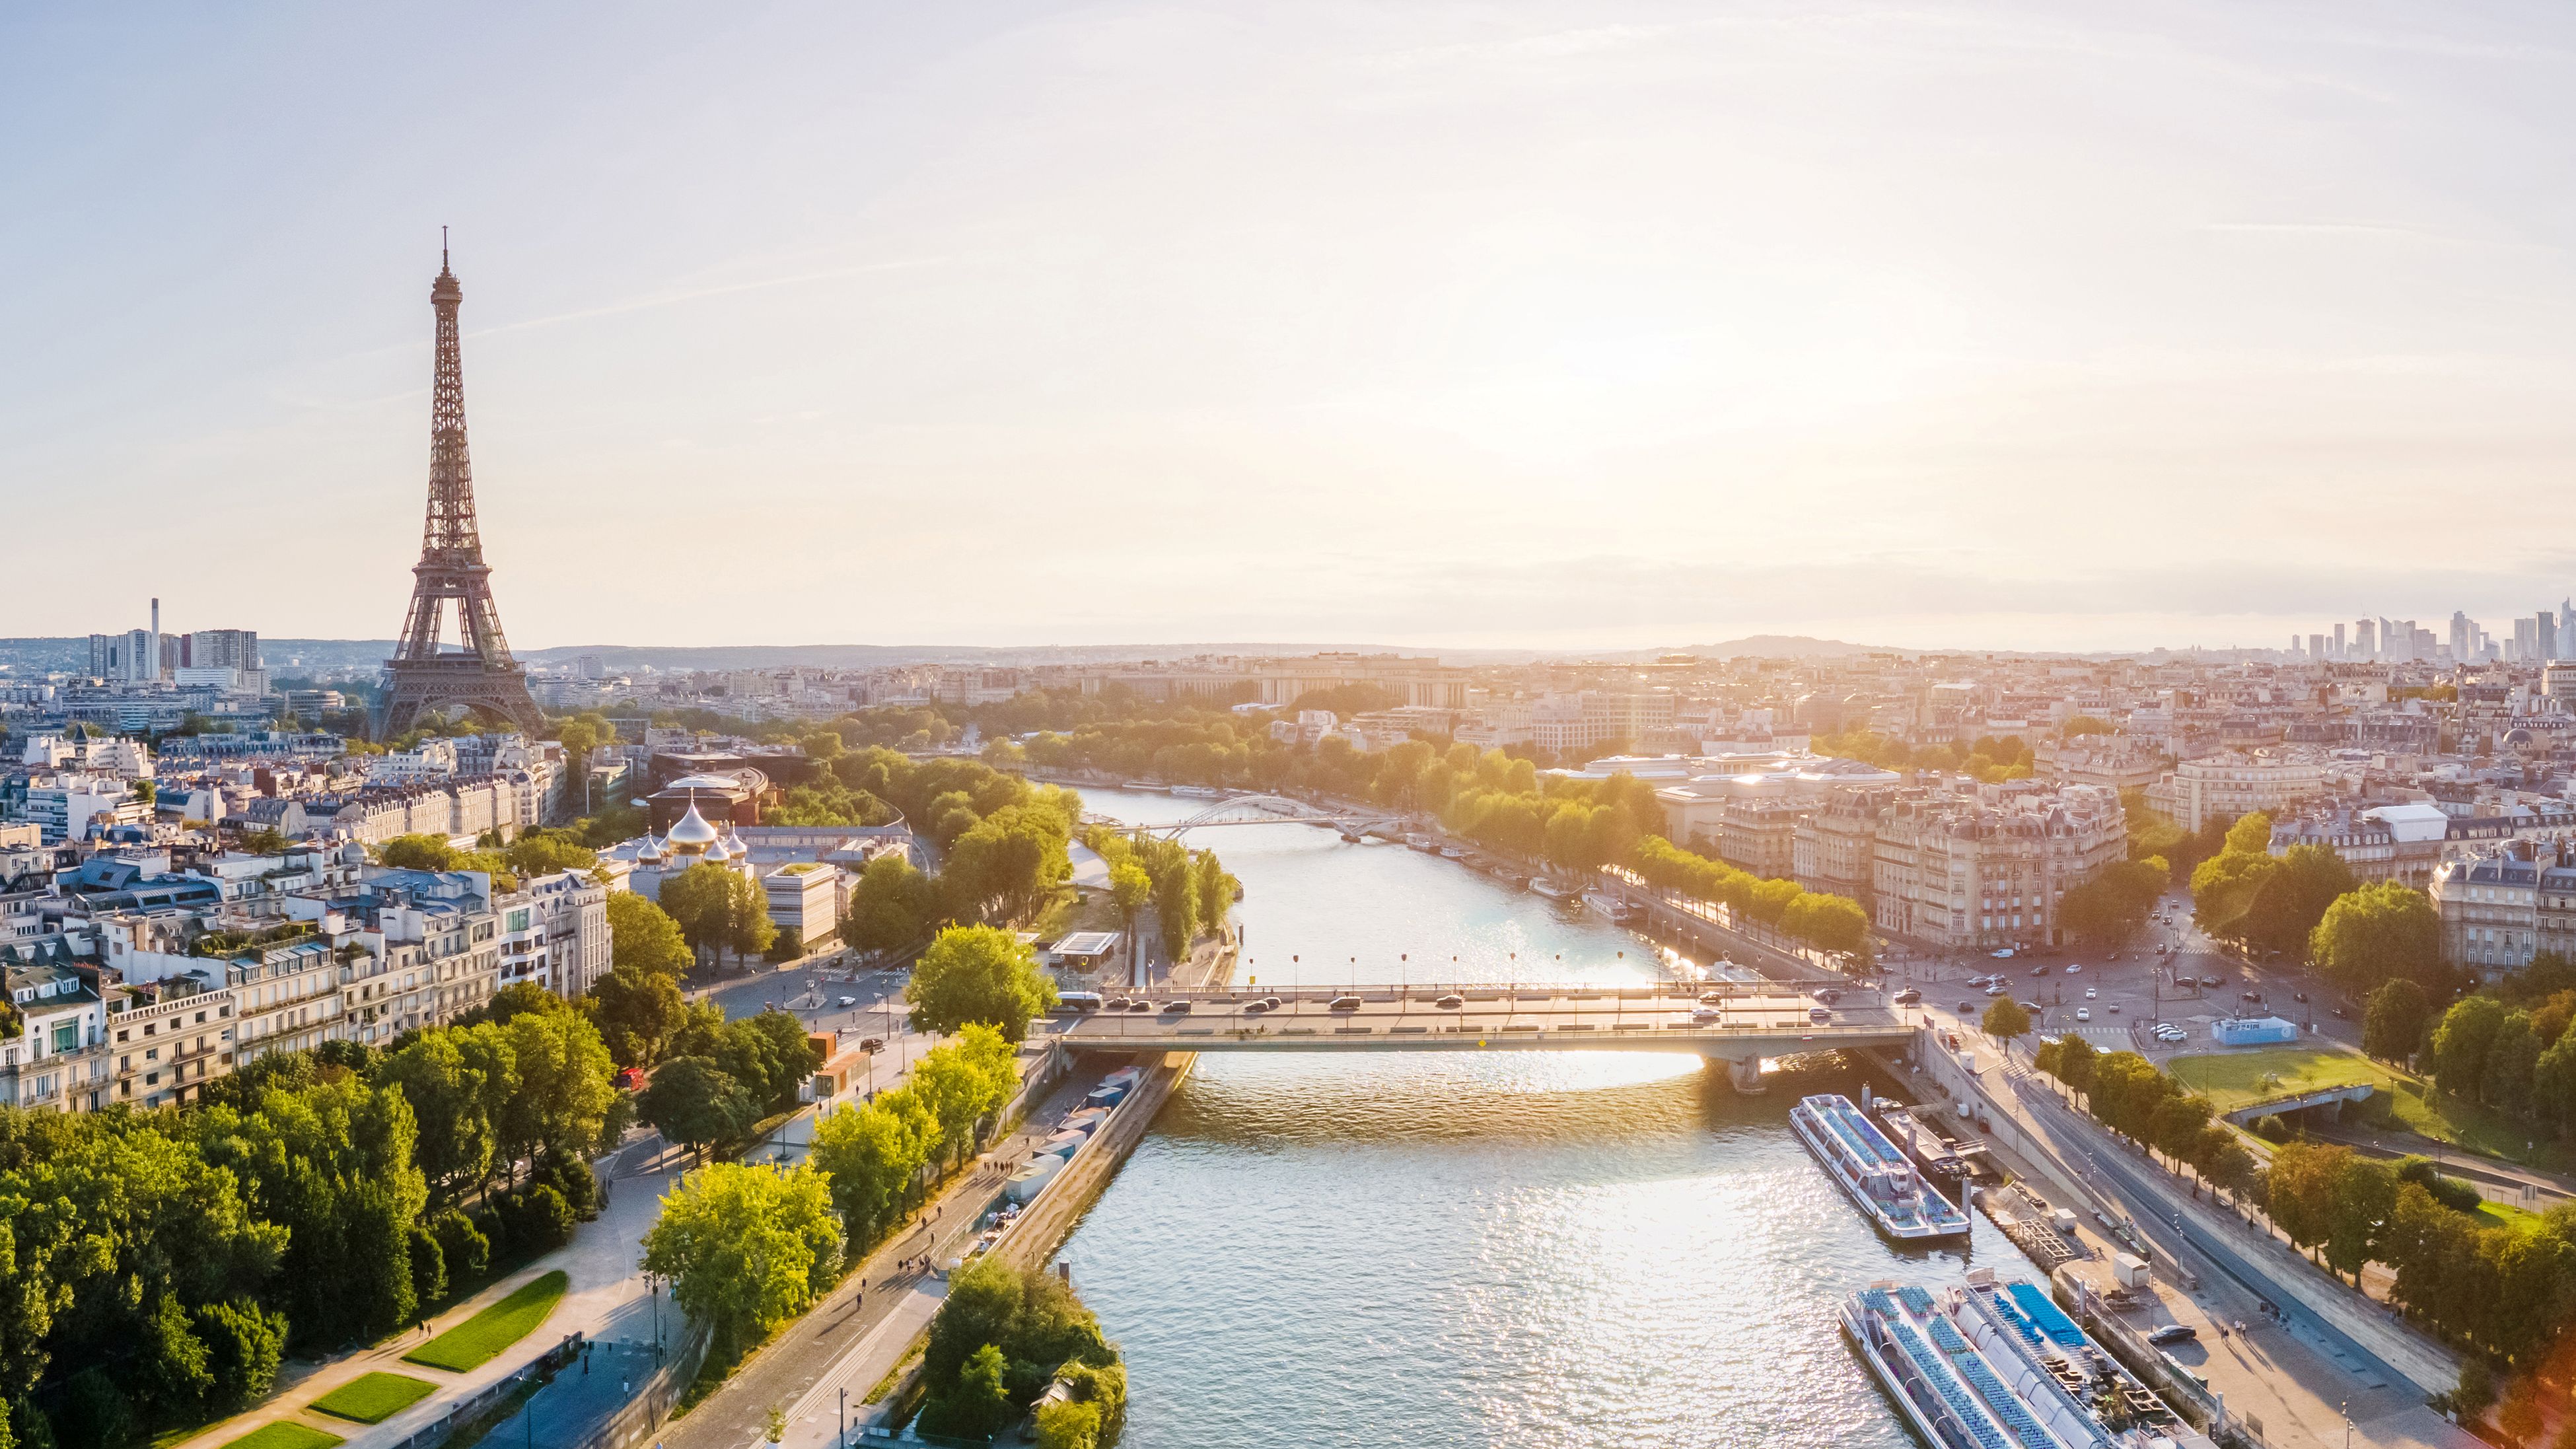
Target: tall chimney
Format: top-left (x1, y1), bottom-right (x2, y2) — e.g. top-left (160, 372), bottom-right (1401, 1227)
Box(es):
top-left (151, 597), bottom-right (159, 633)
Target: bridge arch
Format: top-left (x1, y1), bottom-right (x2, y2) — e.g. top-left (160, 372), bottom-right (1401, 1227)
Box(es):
top-left (1141, 793), bottom-right (1407, 835)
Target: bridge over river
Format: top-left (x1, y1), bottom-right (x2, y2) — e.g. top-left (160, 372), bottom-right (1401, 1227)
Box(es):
top-left (1041, 981), bottom-right (1920, 1091)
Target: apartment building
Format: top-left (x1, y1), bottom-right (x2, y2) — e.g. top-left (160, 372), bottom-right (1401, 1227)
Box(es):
top-left (2144, 749), bottom-right (2330, 831)
top-left (2431, 842), bottom-right (2576, 978)
top-left (1869, 782), bottom-right (2128, 951)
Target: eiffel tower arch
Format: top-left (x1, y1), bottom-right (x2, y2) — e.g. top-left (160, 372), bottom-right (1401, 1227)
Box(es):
top-left (373, 240), bottom-right (548, 740)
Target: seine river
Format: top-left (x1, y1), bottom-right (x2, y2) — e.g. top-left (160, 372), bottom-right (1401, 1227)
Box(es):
top-left (1052, 789), bottom-right (2013, 1448)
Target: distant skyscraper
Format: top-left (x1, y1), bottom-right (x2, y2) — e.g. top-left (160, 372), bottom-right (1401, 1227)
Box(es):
top-left (2334, 622), bottom-right (2347, 660)
top-left (2452, 612), bottom-right (2472, 663)
top-left (2353, 618), bottom-right (2377, 660)
top-left (2539, 612), bottom-right (2558, 664)
top-left (2308, 633), bottom-right (2328, 662)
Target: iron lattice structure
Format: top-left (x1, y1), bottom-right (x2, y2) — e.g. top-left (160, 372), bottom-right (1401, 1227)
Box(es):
top-left (372, 244), bottom-right (548, 740)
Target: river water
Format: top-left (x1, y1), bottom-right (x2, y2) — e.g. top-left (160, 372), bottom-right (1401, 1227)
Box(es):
top-left (1054, 789), bottom-right (2013, 1448)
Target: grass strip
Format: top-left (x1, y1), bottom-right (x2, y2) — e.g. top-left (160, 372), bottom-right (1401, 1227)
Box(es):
top-left (308, 1372), bottom-right (438, 1425)
top-left (404, 1270), bottom-right (569, 1372)
top-left (219, 1425), bottom-right (343, 1449)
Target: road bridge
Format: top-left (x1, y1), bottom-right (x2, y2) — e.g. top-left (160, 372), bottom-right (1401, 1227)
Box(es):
top-left (1041, 981), bottom-right (1919, 1091)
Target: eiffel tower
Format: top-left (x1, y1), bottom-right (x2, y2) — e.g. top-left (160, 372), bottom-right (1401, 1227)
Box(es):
top-left (372, 238), bottom-right (549, 740)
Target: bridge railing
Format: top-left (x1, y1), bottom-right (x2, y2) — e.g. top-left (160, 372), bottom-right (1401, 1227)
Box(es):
top-left (1050, 980), bottom-right (1857, 1005)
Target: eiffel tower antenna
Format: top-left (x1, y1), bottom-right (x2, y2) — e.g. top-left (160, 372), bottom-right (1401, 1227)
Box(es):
top-left (372, 237), bottom-right (547, 740)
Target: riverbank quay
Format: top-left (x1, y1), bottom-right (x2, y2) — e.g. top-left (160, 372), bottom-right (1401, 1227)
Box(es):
top-left (1875, 1045), bottom-right (2466, 1449)
top-left (1884, 1031), bottom-right (2482, 1449)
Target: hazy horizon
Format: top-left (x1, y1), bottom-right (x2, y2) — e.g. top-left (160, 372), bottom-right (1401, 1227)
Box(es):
top-left (7, 1), bottom-right (2575, 654)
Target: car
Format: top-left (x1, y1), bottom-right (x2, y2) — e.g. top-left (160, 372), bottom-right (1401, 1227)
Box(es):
top-left (1127, 999), bottom-right (1155, 1011)
top-left (1328, 995), bottom-right (1363, 1011)
top-left (1435, 993), bottom-right (1465, 1009)
top-left (1984, 984), bottom-right (2007, 997)
top-left (1816, 988), bottom-right (1843, 1004)
top-left (2018, 1001), bottom-right (2041, 1012)
top-left (2332, 1005), bottom-right (2349, 1019)
top-left (1693, 1006), bottom-right (1723, 1022)
top-left (838, 995), bottom-right (859, 1007)
top-left (2106, 951), bottom-right (2122, 962)
top-left (2155, 943), bottom-right (2170, 956)
top-left (2241, 991), bottom-right (2263, 1003)
top-left (2065, 964), bottom-right (2083, 975)
top-left (1103, 997), bottom-right (1132, 1010)
top-left (1242, 999), bottom-right (1270, 1013)
top-left (860, 1037), bottom-right (885, 1052)
top-left (1809, 1007), bottom-right (1833, 1024)
top-left (1958, 1002), bottom-right (1977, 1013)
top-left (2084, 987), bottom-right (2097, 1000)
top-left (1699, 989), bottom-right (1730, 1004)
top-left (2075, 1007), bottom-right (2091, 1022)
top-left (2106, 1003), bottom-right (2120, 1014)
top-left (1262, 995), bottom-right (1284, 1010)
top-left (2030, 964), bottom-right (2050, 977)
top-left (2293, 991), bottom-right (2308, 1003)
top-left (2201, 975), bottom-right (2224, 987)
top-left (1892, 989), bottom-right (1922, 1006)
top-left (1161, 1001), bottom-right (1192, 1014)
top-left (1991, 948), bottom-right (2017, 959)
top-left (2146, 1324), bottom-right (2198, 1346)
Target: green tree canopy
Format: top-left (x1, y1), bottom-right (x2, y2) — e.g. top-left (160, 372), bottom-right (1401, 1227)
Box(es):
top-left (638, 1057), bottom-right (757, 1160)
top-left (606, 890), bottom-right (692, 977)
top-left (642, 1162), bottom-right (840, 1356)
top-left (841, 853), bottom-right (939, 956)
top-left (2311, 882), bottom-right (2445, 994)
top-left (1980, 997), bottom-right (2031, 1044)
top-left (2362, 978), bottom-right (2433, 1063)
top-left (908, 926), bottom-right (1058, 1042)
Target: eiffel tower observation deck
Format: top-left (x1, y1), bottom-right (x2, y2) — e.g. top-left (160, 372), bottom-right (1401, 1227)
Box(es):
top-left (373, 237), bottom-right (548, 740)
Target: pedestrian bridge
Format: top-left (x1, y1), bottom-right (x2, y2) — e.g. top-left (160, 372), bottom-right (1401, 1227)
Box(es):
top-left (1119, 793), bottom-right (1407, 837)
top-left (1040, 981), bottom-right (1921, 1091)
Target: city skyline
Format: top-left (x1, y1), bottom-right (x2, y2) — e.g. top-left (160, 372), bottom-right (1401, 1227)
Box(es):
top-left (8, 1), bottom-right (2576, 654)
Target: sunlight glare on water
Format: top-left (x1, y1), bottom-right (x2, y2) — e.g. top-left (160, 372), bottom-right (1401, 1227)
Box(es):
top-left (1054, 788), bottom-right (2001, 1447)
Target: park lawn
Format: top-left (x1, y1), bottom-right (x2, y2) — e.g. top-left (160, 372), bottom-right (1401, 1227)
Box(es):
top-left (309, 1372), bottom-right (439, 1424)
top-left (2171, 1045), bottom-right (2573, 1172)
top-left (220, 1425), bottom-right (343, 1449)
top-left (404, 1271), bottom-right (568, 1373)
top-left (2476, 1199), bottom-right (2546, 1233)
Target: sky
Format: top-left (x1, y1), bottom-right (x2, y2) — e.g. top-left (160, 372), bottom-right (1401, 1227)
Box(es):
top-left (5, 0), bottom-right (2576, 656)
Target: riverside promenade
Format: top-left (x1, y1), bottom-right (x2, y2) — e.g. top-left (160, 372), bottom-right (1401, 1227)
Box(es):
top-left (665, 928), bottom-right (1239, 1449)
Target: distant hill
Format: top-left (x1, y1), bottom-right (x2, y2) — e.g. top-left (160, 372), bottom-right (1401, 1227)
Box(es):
top-left (1663, 635), bottom-right (1913, 660)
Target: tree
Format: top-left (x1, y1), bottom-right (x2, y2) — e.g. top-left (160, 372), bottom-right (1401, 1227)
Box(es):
top-left (2240, 844), bottom-right (2354, 963)
top-left (606, 891), bottom-right (691, 977)
top-left (638, 1057), bottom-right (755, 1161)
top-left (1108, 863), bottom-right (1153, 983)
top-left (2059, 857), bottom-right (2170, 946)
top-left (659, 863), bottom-right (781, 972)
top-left (585, 965), bottom-right (688, 1068)
top-left (1034, 1399), bottom-right (1102, 1449)
top-left (908, 926), bottom-right (1058, 1043)
top-left (2432, 997), bottom-right (2509, 1102)
top-left (2363, 979), bottom-right (2433, 1063)
top-left (1980, 997), bottom-right (2031, 1046)
top-left (1193, 849), bottom-right (1236, 936)
top-left (494, 1007), bottom-right (618, 1179)
top-left (376, 1030), bottom-right (503, 1207)
top-left (2311, 882), bottom-right (2446, 994)
top-left (642, 1162), bottom-right (840, 1356)
top-left (907, 1026), bottom-right (1018, 1167)
top-left (2484, 1010), bottom-right (2544, 1118)
top-left (810, 1090), bottom-right (937, 1250)
top-left (841, 853), bottom-right (938, 956)
top-left (501, 831), bottom-right (597, 881)
top-left (2264, 1141), bottom-right (2345, 1258)
top-left (917, 1344), bottom-right (1014, 1440)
